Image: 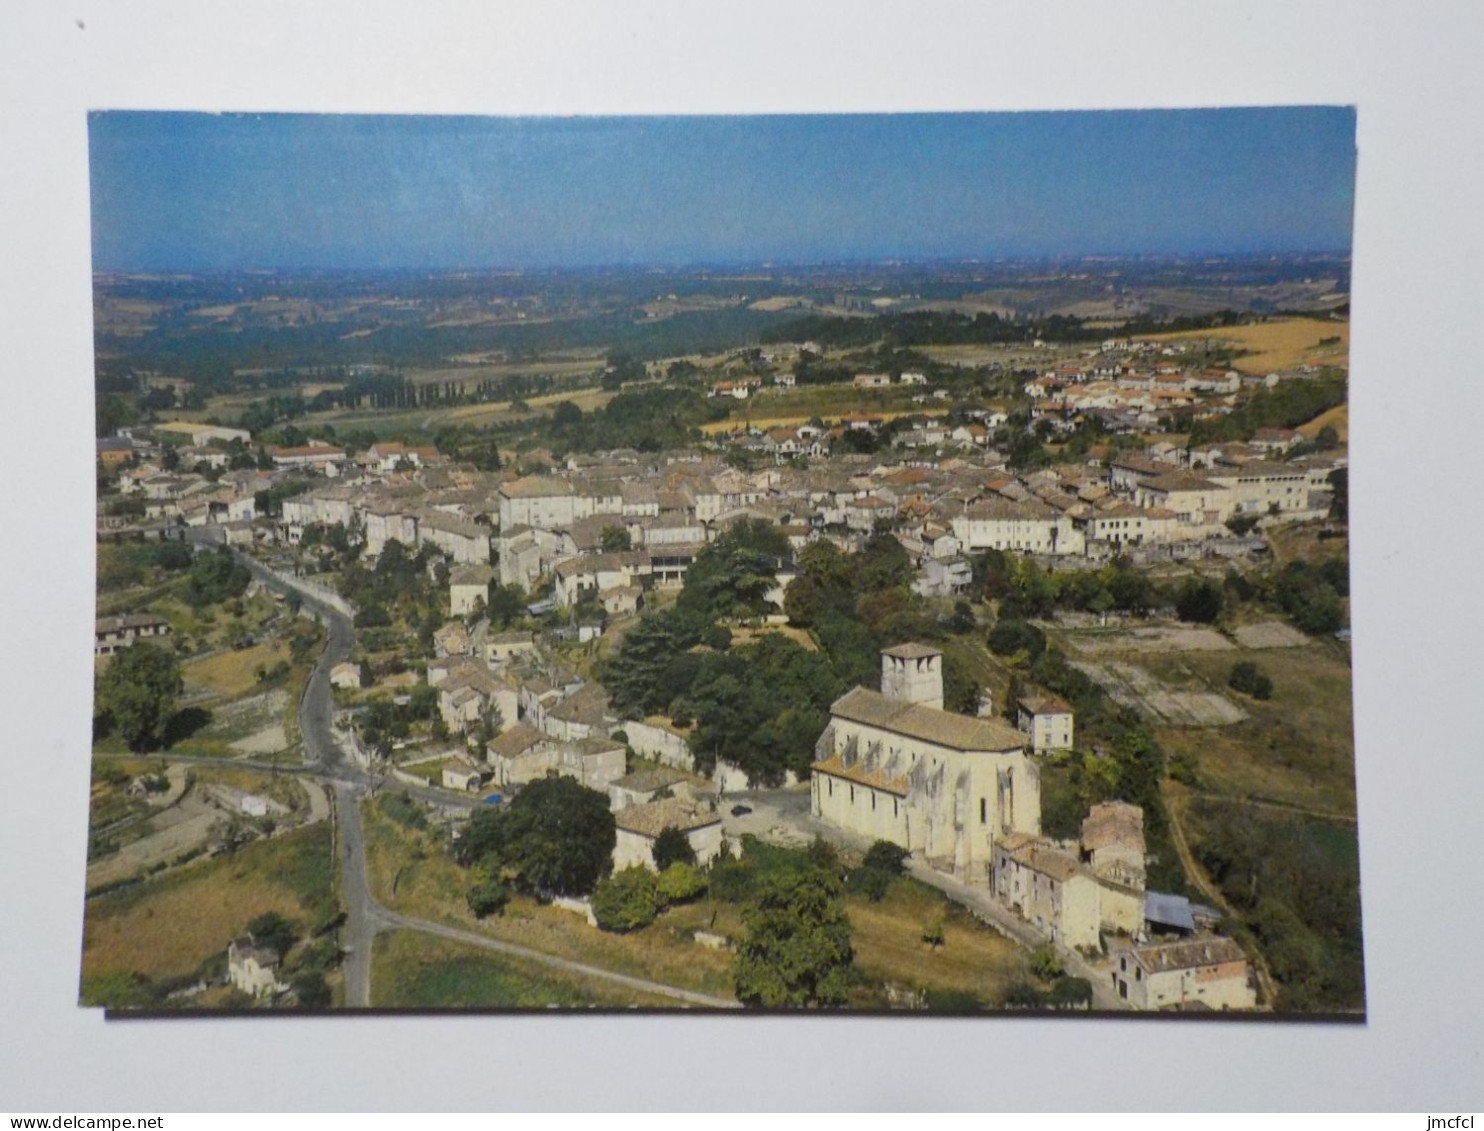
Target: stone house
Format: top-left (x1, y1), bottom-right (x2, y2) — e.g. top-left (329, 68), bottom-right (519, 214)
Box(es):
top-left (227, 936), bottom-right (281, 999)
top-left (1110, 937), bottom-right (1256, 1011)
top-left (612, 796), bottom-right (724, 872)
top-left (608, 767), bottom-right (688, 812)
top-left (484, 630), bottom-right (537, 668)
top-left (1016, 692), bottom-right (1075, 754)
top-left (448, 563), bottom-right (496, 616)
top-left (991, 833), bottom-right (1103, 950)
top-left (484, 725), bottom-right (548, 786)
top-left (441, 756), bottom-right (486, 792)
top-left (94, 613), bottom-right (172, 656)
top-left (621, 718), bottom-right (696, 772)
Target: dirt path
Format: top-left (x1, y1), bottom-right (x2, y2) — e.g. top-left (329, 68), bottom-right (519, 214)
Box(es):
top-left (1176, 784), bottom-right (1357, 825)
top-left (1163, 783), bottom-right (1278, 1006)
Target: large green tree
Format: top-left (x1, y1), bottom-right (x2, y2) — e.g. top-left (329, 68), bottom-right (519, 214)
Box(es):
top-left (185, 546), bottom-right (251, 607)
top-left (456, 774), bottom-right (616, 897)
top-left (652, 826), bottom-right (697, 872)
top-left (96, 642), bottom-right (183, 751)
top-left (733, 865), bottom-right (854, 1008)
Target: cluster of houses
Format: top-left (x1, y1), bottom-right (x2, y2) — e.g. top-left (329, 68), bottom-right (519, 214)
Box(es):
top-left (339, 616), bottom-right (725, 877)
top-left (102, 392), bottom-right (1343, 628)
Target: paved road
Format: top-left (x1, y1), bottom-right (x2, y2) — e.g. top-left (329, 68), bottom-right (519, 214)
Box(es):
top-left (222, 543), bottom-right (722, 1009)
top-left (333, 779), bottom-right (386, 1006)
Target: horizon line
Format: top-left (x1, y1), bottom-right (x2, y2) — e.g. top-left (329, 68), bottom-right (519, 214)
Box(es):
top-left (92, 250), bottom-right (1355, 277)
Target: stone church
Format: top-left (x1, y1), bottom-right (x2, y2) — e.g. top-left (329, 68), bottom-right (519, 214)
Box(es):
top-left (810, 643), bottom-right (1041, 883)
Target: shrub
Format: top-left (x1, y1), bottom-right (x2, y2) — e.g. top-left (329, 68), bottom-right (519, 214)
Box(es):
top-left (290, 970), bottom-right (332, 1009)
top-left (707, 857), bottom-right (757, 903)
top-left (592, 866), bottom-right (660, 932)
top-left (656, 862), bottom-right (707, 906)
top-left (1046, 975), bottom-right (1093, 1009)
top-left (1001, 981), bottom-right (1046, 1009)
top-left (467, 873), bottom-right (512, 919)
top-left (862, 840), bottom-right (909, 876)
top-left (1228, 661), bottom-right (1275, 700)
top-left (1030, 944), bottom-right (1064, 981)
top-left (849, 867), bottom-right (892, 903)
top-left (924, 987), bottom-right (983, 1012)
top-left (920, 920), bottom-right (946, 949)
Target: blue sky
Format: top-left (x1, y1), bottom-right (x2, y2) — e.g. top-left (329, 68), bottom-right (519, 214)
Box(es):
top-left (88, 108), bottom-right (1356, 271)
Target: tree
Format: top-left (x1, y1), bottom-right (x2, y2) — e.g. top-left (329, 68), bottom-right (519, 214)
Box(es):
top-left (96, 642), bottom-right (183, 751)
top-left (246, 911), bottom-right (298, 958)
top-left (987, 618), bottom-right (1046, 662)
top-left (599, 525), bottom-right (632, 553)
top-left (456, 774), bottom-right (616, 897)
top-left (290, 970), bottom-right (331, 1009)
top-left (591, 866), bottom-right (660, 932)
top-left (186, 546), bottom-right (251, 606)
top-left (1226, 513), bottom-right (1261, 536)
top-left (733, 866), bottom-right (854, 1008)
top-left (1327, 467), bottom-right (1348, 523)
top-left (1175, 578), bottom-right (1223, 624)
top-left (652, 826), bottom-right (697, 872)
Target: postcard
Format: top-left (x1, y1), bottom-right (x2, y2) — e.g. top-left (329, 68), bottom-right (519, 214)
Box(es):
top-left (82, 108), bottom-right (1360, 1015)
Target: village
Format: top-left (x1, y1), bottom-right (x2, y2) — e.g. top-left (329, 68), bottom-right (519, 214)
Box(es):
top-left (86, 310), bottom-right (1356, 1014)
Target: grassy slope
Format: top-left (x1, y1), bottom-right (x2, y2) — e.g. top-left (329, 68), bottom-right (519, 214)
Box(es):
top-left (80, 821), bottom-right (335, 996)
top-left (363, 797), bottom-right (1029, 1009)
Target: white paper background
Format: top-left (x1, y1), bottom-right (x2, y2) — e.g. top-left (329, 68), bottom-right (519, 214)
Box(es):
top-left (2, 0), bottom-right (1481, 1111)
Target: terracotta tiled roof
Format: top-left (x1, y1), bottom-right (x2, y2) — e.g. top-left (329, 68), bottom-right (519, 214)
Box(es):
top-left (830, 687), bottom-right (1025, 753)
top-left (615, 797), bottom-right (719, 838)
top-left (809, 753), bottom-right (909, 796)
top-left (1130, 937), bottom-right (1248, 974)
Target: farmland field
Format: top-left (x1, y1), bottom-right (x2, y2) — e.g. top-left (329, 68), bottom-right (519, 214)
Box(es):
top-left (371, 930), bottom-right (678, 1009)
top-left (1145, 643), bottom-right (1357, 815)
top-left (1298, 402), bottom-right (1349, 442)
top-left (1146, 317), bottom-right (1348, 374)
top-left (184, 639), bottom-right (292, 699)
top-left (80, 821), bottom-right (336, 1001)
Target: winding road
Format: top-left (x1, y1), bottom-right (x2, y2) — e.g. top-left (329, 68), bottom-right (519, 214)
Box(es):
top-left (223, 542), bottom-right (736, 1009)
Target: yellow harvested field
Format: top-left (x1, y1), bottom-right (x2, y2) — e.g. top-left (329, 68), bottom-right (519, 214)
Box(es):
top-left (82, 826), bottom-right (330, 983)
top-left (185, 639), bottom-right (292, 699)
top-left (437, 386), bottom-right (616, 427)
top-left (848, 884), bottom-right (1029, 1003)
top-left (1147, 318), bottom-right (1349, 374)
top-left (1298, 403), bottom-right (1348, 442)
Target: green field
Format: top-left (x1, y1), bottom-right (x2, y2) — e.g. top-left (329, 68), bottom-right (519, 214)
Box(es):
top-left (371, 930), bottom-right (677, 1009)
top-left (1141, 643), bottom-right (1357, 816)
top-left (80, 821), bottom-right (336, 1007)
